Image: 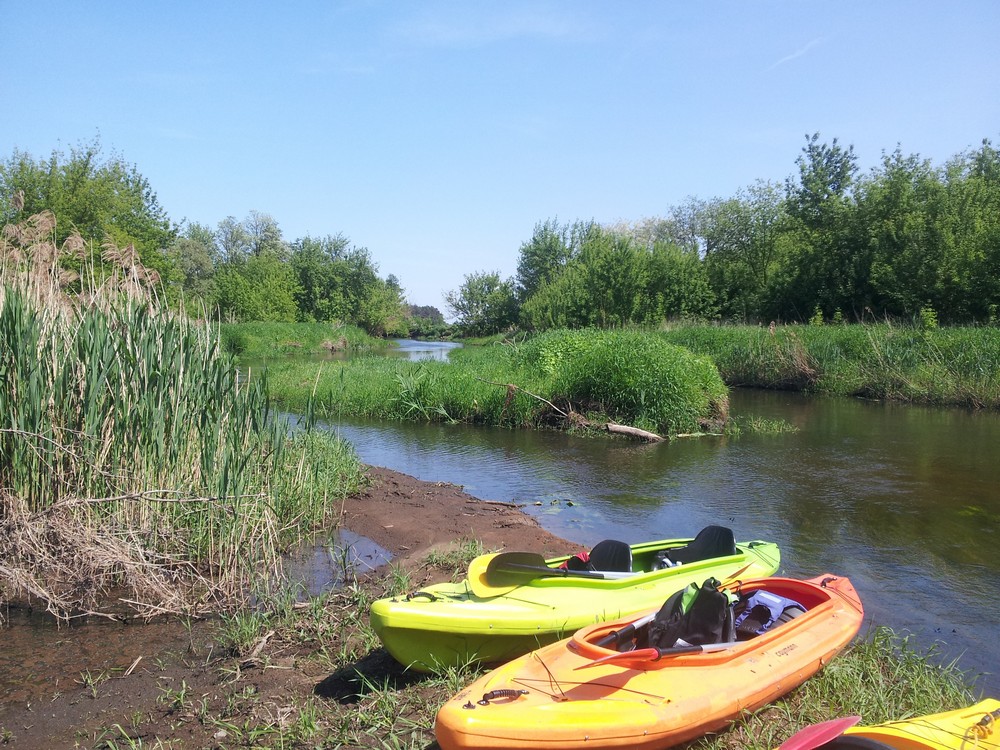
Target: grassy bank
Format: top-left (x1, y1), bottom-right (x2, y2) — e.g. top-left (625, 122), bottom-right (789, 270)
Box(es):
top-left (265, 328), bottom-right (730, 437)
top-left (662, 323), bottom-right (1000, 409)
top-left (220, 320), bottom-right (387, 359)
top-left (0, 212), bottom-right (366, 617)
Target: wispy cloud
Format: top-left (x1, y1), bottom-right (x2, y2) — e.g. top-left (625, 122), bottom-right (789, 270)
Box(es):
top-left (392, 6), bottom-right (596, 48)
top-left (767, 38), bottom-right (823, 71)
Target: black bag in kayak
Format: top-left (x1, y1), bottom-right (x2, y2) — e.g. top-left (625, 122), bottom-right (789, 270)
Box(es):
top-left (642, 577), bottom-right (736, 649)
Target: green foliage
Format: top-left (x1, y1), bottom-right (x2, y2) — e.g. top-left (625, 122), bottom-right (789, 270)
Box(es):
top-left (515, 218), bottom-right (597, 300)
top-left (0, 139), bottom-right (179, 286)
top-left (506, 134), bottom-right (1000, 330)
top-left (520, 330), bottom-right (728, 433)
top-left (405, 304), bottom-right (452, 339)
top-left (0, 217), bottom-right (366, 615)
top-left (519, 224), bottom-right (717, 330)
top-left (444, 271), bottom-right (518, 336)
top-left (700, 182), bottom-right (786, 322)
top-left (214, 251), bottom-right (300, 322)
top-left (918, 305), bottom-right (939, 330)
top-left (267, 329), bottom-right (729, 436)
top-left (289, 235), bottom-right (407, 335)
top-left (166, 223), bottom-right (218, 306)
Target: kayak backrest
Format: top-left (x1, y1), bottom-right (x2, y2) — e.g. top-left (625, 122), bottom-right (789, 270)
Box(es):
top-left (666, 526), bottom-right (737, 565)
top-left (588, 539), bottom-right (633, 573)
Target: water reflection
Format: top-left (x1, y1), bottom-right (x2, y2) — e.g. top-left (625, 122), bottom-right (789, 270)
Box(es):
top-left (385, 339), bottom-right (461, 362)
top-left (282, 529), bottom-right (393, 598)
top-left (320, 389), bottom-right (1000, 692)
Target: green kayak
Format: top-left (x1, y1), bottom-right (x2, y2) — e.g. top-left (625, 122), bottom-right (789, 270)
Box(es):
top-left (370, 525), bottom-right (780, 671)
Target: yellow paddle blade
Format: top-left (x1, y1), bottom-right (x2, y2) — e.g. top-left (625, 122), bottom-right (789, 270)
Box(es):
top-left (466, 552), bottom-right (516, 598)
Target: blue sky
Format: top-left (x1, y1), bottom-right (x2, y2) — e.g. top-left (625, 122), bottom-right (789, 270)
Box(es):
top-left (3, 1), bottom-right (998, 309)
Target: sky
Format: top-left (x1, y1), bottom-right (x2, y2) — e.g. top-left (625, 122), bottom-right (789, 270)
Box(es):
top-left (3, 1), bottom-right (999, 310)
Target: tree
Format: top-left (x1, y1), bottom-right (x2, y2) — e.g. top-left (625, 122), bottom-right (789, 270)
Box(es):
top-left (244, 210), bottom-right (287, 258)
top-left (216, 217), bottom-right (251, 263)
top-left (214, 252), bottom-right (300, 322)
top-left (778, 133), bottom-right (861, 320)
top-left (515, 219), bottom-right (596, 301)
top-left (167, 222), bottom-right (218, 306)
top-left (445, 271), bottom-right (518, 336)
top-left (289, 234), bottom-right (351, 322)
top-left (643, 241), bottom-right (717, 322)
top-left (0, 138), bottom-right (178, 280)
top-left (701, 181), bottom-right (786, 321)
top-left (856, 149), bottom-right (948, 319)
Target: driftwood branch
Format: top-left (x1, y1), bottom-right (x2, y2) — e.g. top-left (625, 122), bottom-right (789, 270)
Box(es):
top-left (476, 379), bottom-right (665, 442)
top-left (476, 378), bottom-right (568, 417)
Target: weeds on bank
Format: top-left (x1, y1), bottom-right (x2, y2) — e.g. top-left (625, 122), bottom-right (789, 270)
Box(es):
top-left (682, 625), bottom-right (976, 750)
top-left (76, 669), bottom-right (111, 699)
top-left (425, 538), bottom-right (488, 578)
top-left (71, 555), bottom-right (979, 749)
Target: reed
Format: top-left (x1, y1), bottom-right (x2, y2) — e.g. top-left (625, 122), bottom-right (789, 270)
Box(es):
top-left (0, 212), bottom-right (365, 618)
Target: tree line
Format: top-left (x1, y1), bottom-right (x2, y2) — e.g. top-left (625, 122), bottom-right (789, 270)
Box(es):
top-left (0, 139), bottom-right (447, 337)
top-left (5, 134), bottom-right (998, 339)
top-left (447, 134), bottom-right (1000, 334)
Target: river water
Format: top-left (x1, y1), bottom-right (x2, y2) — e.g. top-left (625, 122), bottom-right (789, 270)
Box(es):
top-left (320, 381), bottom-right (1000, 695)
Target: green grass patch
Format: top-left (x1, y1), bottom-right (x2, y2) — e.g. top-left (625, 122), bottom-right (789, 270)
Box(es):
top-left (220, 320), bottom-right (387, 359)
top-left (662, 323), bottom-right (1000, 409)
top-left (263, 329), bottom-right (730, 436)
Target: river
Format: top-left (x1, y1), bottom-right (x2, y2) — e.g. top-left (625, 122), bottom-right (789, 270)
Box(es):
top-left (319, 371), bottom-right (1000, 695)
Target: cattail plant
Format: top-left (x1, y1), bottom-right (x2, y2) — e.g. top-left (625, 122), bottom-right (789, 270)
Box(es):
top-left (0, 210), bottom-right (364, 619)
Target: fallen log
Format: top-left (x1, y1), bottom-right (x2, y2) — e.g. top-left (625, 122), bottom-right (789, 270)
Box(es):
top-left (605, 423), bottom-right (665, 442)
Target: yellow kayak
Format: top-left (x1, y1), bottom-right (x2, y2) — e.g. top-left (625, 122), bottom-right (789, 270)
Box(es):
top-left (804, 699), bottom-right (1000, 749)
top-left (371, 526), bottom-right (780, 671)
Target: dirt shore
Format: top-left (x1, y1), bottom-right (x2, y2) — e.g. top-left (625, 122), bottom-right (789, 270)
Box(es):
top-left (343, 466), bottom-right (576, 564)
top-left (0, 466), bottom-right (578, 749)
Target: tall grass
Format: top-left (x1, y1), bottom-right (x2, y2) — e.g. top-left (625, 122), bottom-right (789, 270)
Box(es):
top-left (0, 211), bottom-right (365, 618)
top-left (220, 320), bottom-right (385, 359)
top-left (663, 323), bottom-right (1000, 409)
top-left (265, 329), bottom-right (730, 436)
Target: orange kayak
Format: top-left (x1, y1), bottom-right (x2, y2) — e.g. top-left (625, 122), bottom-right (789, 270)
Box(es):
top-left (436, 574), bottom-right (864, 750)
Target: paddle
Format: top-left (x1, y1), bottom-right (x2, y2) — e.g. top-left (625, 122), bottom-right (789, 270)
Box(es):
top-left (467, 552), bottom-right (635, 598)
top-left (777, 716), bottom-right (861, 750)
top-left (575, 640), bottom-right (742, 669)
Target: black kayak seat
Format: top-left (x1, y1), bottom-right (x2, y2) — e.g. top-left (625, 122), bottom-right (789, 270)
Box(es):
top-left (666, 525), bottom-right (737, 565)
top-left (588, 539), bottom-right (633, 572)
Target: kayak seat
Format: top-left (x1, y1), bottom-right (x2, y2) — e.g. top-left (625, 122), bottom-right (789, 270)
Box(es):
top-left (588, 539), bottom-right (633, 573)
top-left (666, 525), bottom-right (737, 565)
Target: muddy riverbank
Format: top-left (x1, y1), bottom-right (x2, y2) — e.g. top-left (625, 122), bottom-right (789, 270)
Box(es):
top-left (0, 466), bottom-right (575, 748)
